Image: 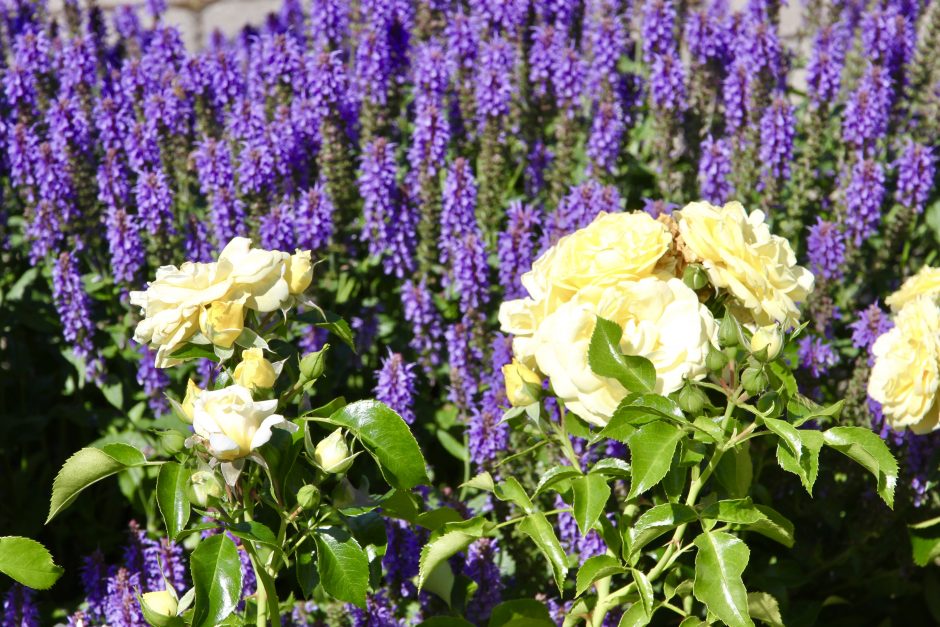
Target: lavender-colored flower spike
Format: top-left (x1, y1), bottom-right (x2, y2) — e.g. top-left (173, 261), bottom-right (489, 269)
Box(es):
top-left (383, 519), bottom-right (421, 599)
top-left (184, 217), bottom-right (215, 263)
top-left (842, 64), bottom-right (892, 152)
top-left (402, 279), bottom-right (444, 373)
top-left (441, 159), bottom-right (489, 311)
top-left (529, 25), bottom-right (555, 99)
top-left (648, 48), bottom-right (686, 112)
top-left (685, 1), bottom-right (731, 65)
top-left (210, 188), bottom-right (247, 245)
top-left (374, 351), bottom-right (418, 425)
top-left (53, 253), bottom-right (100, 379)
top-left (445, 315), bottom-right (483, 416)
top-left (585, 1), bottom-right (627, 92)
top-left (464, 538), bottom-right (503, 623)
top-left (359, 138), bottom-right (398, 259)
top-left (81, 550), bottom-right (109, 620)
top-left (850, 302), bottom-right (893, 360)
top-left (542, 181), bottom-right (620, 249)
top-left (137, 345), bottom-right (170, 415)
top-left (806, 218), bottom-right (846, 281)
top-left (309, 0), bottom-right (349, 48)
top-left (445, 8), bottom-right (479, 75)
top-left (759, 94), bottom-right (796, 184)
top-left (698, 135), bottom-right (733, 203)
top-left (260, 198), bottom-right (296, 251)
top-left (103, 568), bottom-right (144, 627)
top-left (295, 184), bottom-right (335, 253)
top-left (413, 40), bottom-right (449, 111)
top-left (722, 63), bottom-right (750, 133)
top-left (2, 585), bottom-right (39, 627)
top-left (348, 591), bottom-right (402, 627)
top-left (587, 98), bottom-right (625, 174)
top-left (469, 389), bottom-right (509, 468)
top-left (844, 158), bottom-right (886, 246)
top-left (135, 169), bottom-right (175, 235)
top-left (641, 0), bottom-right (677, 61)
top-left (797, 336), bottom-right (839, 377)
top-left (806, 21), bottom-right (847, 105)
top-left (861, 3), bottom-right (915, 78)
top-left (896, 141), bottom-right (936, 214)
top-left (551, 34), bottom-right (585, 115)
top-left (105, 206), bottom-right (144, 285)
top-left (476, 36), bottom-right (515, 124)
top-left (355, 21), bottom-right (391, 107)
top-left (498, 201), bottom-right (541, 299)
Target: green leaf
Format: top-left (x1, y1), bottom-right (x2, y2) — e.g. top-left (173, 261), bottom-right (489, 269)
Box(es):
top-left (823, 426), bottom-right (899, 508)
top-left (227, 521), bottom-right (279, 549)
top-left (700, 500), bottom-right (794, 548)
top-left (775, 429), bottom-right (824, 494)
top-left (600, 395), bottom-right (686, 442)
top-left (495, 477), bottom-right (534, 512)
top-left (47, 444), bottom-right (150, 523)
top-left (747, 504), bottom-right (795, 548)
top-left (462, 471), bottom-right (496, 492)
top-left (575, 555), bottom-right (626, 597)
top-left (418, 517), bottom-right (492, 590)
top-left (295, 550), bottom-right (318, 598)
top-left (534, 466), bottom-right (582, 496)
top-left (590, 458), bottom-right (632, 477)
top-left (788, 398), bottom-right (843, 427)
top-left (715, 444), bottom-right (753, 498)
top-left (629, 503), bottom-right (698, 556)
top-left (618, 602), bottom-right (653, 627)
top-left (632, 568), bottom-right (654, 619)
top-left (518, 512), bottom-right (568, 593)
top-left (156, 462), bottom-right (191, 541)
top-left (910, 516), bottom-right (940, 566)
top-left (437, 429), bottom-right (469, 462)
top-left (168, 343), bottom-right (220, 362)
top-left (315, 527), bottom-right (369, 608)
top-left (317, 400), bottom-right (429, 490)
top-left (762, 417), bottom-right (802, 458)
top-left (488, 599), bottom-right (555, 627)
top-left (571, 474), bottom-right (611, 536)
top-left (747, 592), bottom-right (784, 627)
top-left (626, 421), bottom-right (684, 499)
top-left (588, 317), bottom-right (655, 394)
top-left (190, 534), bottom-right (242, 627)
top-left (0, 536), bottom-right (64, 589)
top-left (693, 531), bottom-right (754, 627)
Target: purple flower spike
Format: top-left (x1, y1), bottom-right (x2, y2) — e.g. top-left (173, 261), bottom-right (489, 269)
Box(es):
top-left (896, 141), bottom-right (936, 214)
top-left (698, 135), bottom-right (733, 204)
top-left (806, 218), bottom-right (846, 281)
top-left (498, 201), bottom-right (541, 299)
top-left (844, 158), bottom-right (886, 246)
top-left (759, 94), bottom-right (796, 184)
top-left (374, 351), bottom-right (418, 425)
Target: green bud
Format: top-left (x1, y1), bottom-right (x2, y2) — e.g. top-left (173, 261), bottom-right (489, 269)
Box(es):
top-left (706, 346), bottom-right (728, 372)
top-left (160, 431), bottom-right (186, 455)
top-left (297, 484), bottom-right (321, 511)
top-left (749, 325), bottom-right (783, 362)
top-left (300, 344), bottom-right (330, 381)
top-left (187, 470), bottom-right (225, 507)
top-left (677, 384), bottom-right (707, 415)
top-left (719, 315), bottom-right (740, 348)
top-left (314, 428), bottom-right (357, 473)
top-left (682, 264), bottom-right (709, 290)
top-left (741, 366), bottom-right (768, 396)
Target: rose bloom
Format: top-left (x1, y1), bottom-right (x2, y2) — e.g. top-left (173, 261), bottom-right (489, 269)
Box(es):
top-left (233, 347), bottom-right (278, 390)
top-left (885, 265), bottom-right (940, 312)
top-left (531, 277), bottom-right (717, 427)
top-left (677, 201), bottom-right (814, 329)
top-left (868, 297), bottom-right (940, 434)
top-left (192, 384), bottom-right (296, 460)
top-left (499, 211), bottom-right (672, 368)
top-left (219, 237), bottom-right (292, 312)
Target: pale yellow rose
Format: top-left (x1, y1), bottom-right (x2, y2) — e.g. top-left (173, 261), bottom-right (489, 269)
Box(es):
top-left (233, 347), bottom-right (278, 390)
top-left (192, 384), bottom-right (295, 460)
top-left (218, 237), bottom-right (292, 312)
top-left (140, 590), bottom-right (177, 617)
top-left (497, 297), bottom-right (543, 369)
top-left (532, 277), bottom-right (717, 426)
top-left (314, 428), bottom-right (356, 473)
top-left (885, 266), bottom-right (940, 312)
top-left (130, 261), bottom-right (235, 367)
top-left (286, 250), bottom-right (314, 295)
top-left (199, 298), bottom-right (246, 348)
top-left (750, 325), bottom-right (784, 361)
top-left (502, 359), bottom-right (543, 406)
top-left (180, 379), bottom-right (203, 424)
top-left (868, 297), bottom-right (940, 434)
top-left (677, 201), bottom-right (814, 329)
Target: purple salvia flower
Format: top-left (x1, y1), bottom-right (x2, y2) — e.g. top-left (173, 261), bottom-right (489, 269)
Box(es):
top-left (525, 141), bottom-right (554, 197)
top-left (3, 64), bottom-right (38, 109)
top-left (555, 494), bottom-right (580, 550)
top-left (142, 537), bottom-right (187, 593)
top-left (134, 346), bottom-right (173, 417)
top-left (685, 1), bottom-right (731, 65)
top-left (722, 62), bottom-right (750, 133)
top-left (476, 36), bottom-right (515, 124)
top-left (641, 0), bottom-right (677, 61)
top-left (359, 138), bottom-right (398, 259)
top-left (471, 0), bottom-right (527, 36)
top-left (445, 8), bottom-right (479, 74)
top-left (25, 200), bottom-right (63, 264)
top-left (861, 3), bottom-right (915, 77)
top-left (98, 150), bottom-right (132, 213)
top-left (896, 141), bottom-right (936, 214)
top-left (209, 188), bottom-right (247, 245)
top-left (81, 550), bottom-right (109, 621)
top-left (587, 98), bottom-right (624, 174)
top-left (408, 103), bottom-right (450, 178)
top-left (550, 35), bottom-right (585, 115)
top-left (842, 64), bottom-right (893, 152)
top-left (105, 206), bottom-right (144, 285)
top-left (193, 138), bottom-right (235, 196)
top-left (250, 33), bottom-right (302, 93)
top-left (383, 519), bottom-right (421, 598)
top-left (295, 184), bottom-right (334, 252)
top-left (94, 96), bottom-right (131, 154)
top-left (850, 302), bottom-right (893, 361)
top-left (259, 198), bottom-right (296, 251)
top-left (758, 94), bottom-right (796, 183)
top-left (806, 21), bottom-right (848, 105)
top-left (47, 95), bottom-right (92, 156)
top-left (797, 335), bottom-right (839, 378)
top-left (103, 568), bottom-right (144, 627)
top-left (585, 2), bottom-right (627, 92)
top-left (413, 40), bottom-right (449, 111)
top-left (648, 48), bottom-right (686, 112)
top-left (146, 0), bottom-right (167, 20)
top-left (124, 120), bottom-right (162, 174)
top-left (806, 218), bottom-right (846, 281)
top-left (2, 585), bottom-right (39, 627)
top-left (184, 217), bottom-right (215, 263)
top-left (736, 7), bottom-right (783, 84)
top-left (464, 539), bottom-right (503, 624)
top-left (8, 122), bottom-right (38, 195)
top-left (468, 390), bottom-right (509, 468)
top-left (53, 253), bottom-right (100, 378)
top-left (844, 158), bottom-right (886, 245)
top-left (12, 29), bottom-right (52, 77)
top-left (445, 315), bottom-right (483, 415)
top-left (375, 351), bottom-right (418, 425)
top-left (309, 0), bottom-right (349, 48)
top-left (57, 37), bottom-right (97, 97)
top-left (348, 591), bottom-right (402, 627)
top-left (441, 159), bottom-right (489, 310)
top-left (354, 22), bottom-right (391, 106)
top-left (578, 530), bottom-right (608, 562)
top-left (237, 137), bottom-right (277, 196)
top-left (529, 25), bottom-right (555, 98)
top-left (135, 169), bottom-right (175, 234)
top-left (698, 135), bottom-right (733, 203)
top-left (402, 279), bottom-right (444, 372)
top-left (498, 201), bottom-right (540, 299)
top-left (113, 6), bottom-right (142, 40)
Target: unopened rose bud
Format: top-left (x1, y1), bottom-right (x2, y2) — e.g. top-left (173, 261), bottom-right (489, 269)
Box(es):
top-left (160, 431), bottom-right (186, 455)
top-left (682, 264), bottom-right (709, 290)
top-left (300, 344), bottom-right (329, 381)
top-left (286, 251), bottom-right (314, 295)
top-left (677, 384), bottom-right (707, 415)
top-left (297, 484), bottom-right (320, 510)
top-left (180, 379), bottom-right (202, 424)
top-left (741, 366), bottom-right (768, 396)
top-left (750, 325), bottom-right (783, 362)
top-left (502, 359), bottom-right (543, 407)
top-left (233, 347), bottom-right (277, 390)
top-left (141, 589), bottom-right (178, 618)
top-left (199, 299), bottom-right (245, 349)
top-left (314, 429), bottom-right (355, 474)
top-left (187, 470), bottom-right (225, 507)
top-left (706, 346), bottom-right (728, 372)
top-left (719, 315), bottom-right (740, 348)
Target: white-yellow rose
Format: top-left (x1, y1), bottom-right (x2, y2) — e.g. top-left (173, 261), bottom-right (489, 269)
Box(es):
top-left (497, 297), bottom-right (544, 369)
top-left (868, 297), bottom-right (940, 433)
top-left (285, 250), bottom-right (314, 295)
top-left (140, 590), bottom-right (178, 618)
top-left (218, 237), bottom-right (292, 312)
top-left (130, 261), bottom-right (235, 367)
top-left (885, 266), bottom-right (940, 312)
top-left (192, 384), bottom-right (295, 460)
top-left (502, 359), bottom-right (543, 406)
top-left (233, 347), bottom-right (278, 390)
top-left (531, 277), bottom-right (717, 426)
top-left (750, 325), bottom-right (784, 361)
top-left (677, 201), bottom-right (814, 329)
top-left (199, 298), bottom-right (246, 348)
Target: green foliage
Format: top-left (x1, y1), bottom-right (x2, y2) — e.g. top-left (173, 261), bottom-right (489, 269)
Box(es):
top-left (314, 528), bottom-right (370, 608)
top-left (190, 534), bottom-right (242, 627)
top-left (0, 536), bottom-right (64, 590)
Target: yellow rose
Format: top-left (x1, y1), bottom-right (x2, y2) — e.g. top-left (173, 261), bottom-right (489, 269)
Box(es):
top-left (502, 359), bottom-right (543, 406)
top-left (180, 379), bottom-right (203, 424)
top-left (233, 347), bottom-right (278, 390)
top-left (140, 590), bottom-right (178, 617)
top-left (286, 250), bottom-right (314, 295)
top-left (130, 261), bottom-right (236, 367)
top-left (199, 298), bottom-right (246, 348)
top-left (532, 277), bottom-right (717, 426)
top-left (885, 266), bottom-right (940, 312)
top-left (868, 297), bottom-right (940, 433)
top-left (192, 384), bottom-right (296, 460)
top-left (677, 201), bottom-right (814, 329)
top-left (218, 237), bottom-right (292, 312)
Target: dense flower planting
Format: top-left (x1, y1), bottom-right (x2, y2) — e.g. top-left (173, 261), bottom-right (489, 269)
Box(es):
top-left (0, 0), bottom-right (938, 624)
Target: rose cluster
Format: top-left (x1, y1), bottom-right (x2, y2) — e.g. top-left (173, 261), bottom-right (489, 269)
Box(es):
top-left (499, 200), bottom-right (814, 426)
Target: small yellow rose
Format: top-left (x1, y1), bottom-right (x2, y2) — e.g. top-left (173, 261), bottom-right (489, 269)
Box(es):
top-left (233, 347), bottom-right (278, 390)
top-left (750, 325), bottom-right (783, 361)
top-left (192, 384), bottom-right (296, 460)
top-left (141, 590), bottom-right (178, 617)
top-left (502, 359), bottom-right (542, 406)
top-left (180, 379), bottom-right (203, 424)
top-left (868, 297), bottom-right (940, 433)
top-left (885, 266), bottom-right (940, 312)
top-left (314, 428), bottom-right (356, 473)
top-left (199, 298), bottom-right (245, 348)
top-left (286, 250), bottom-right (314, 295)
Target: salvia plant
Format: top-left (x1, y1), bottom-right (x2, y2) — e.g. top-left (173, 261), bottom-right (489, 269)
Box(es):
top-left (0, 0), bottom-right (938, 624)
